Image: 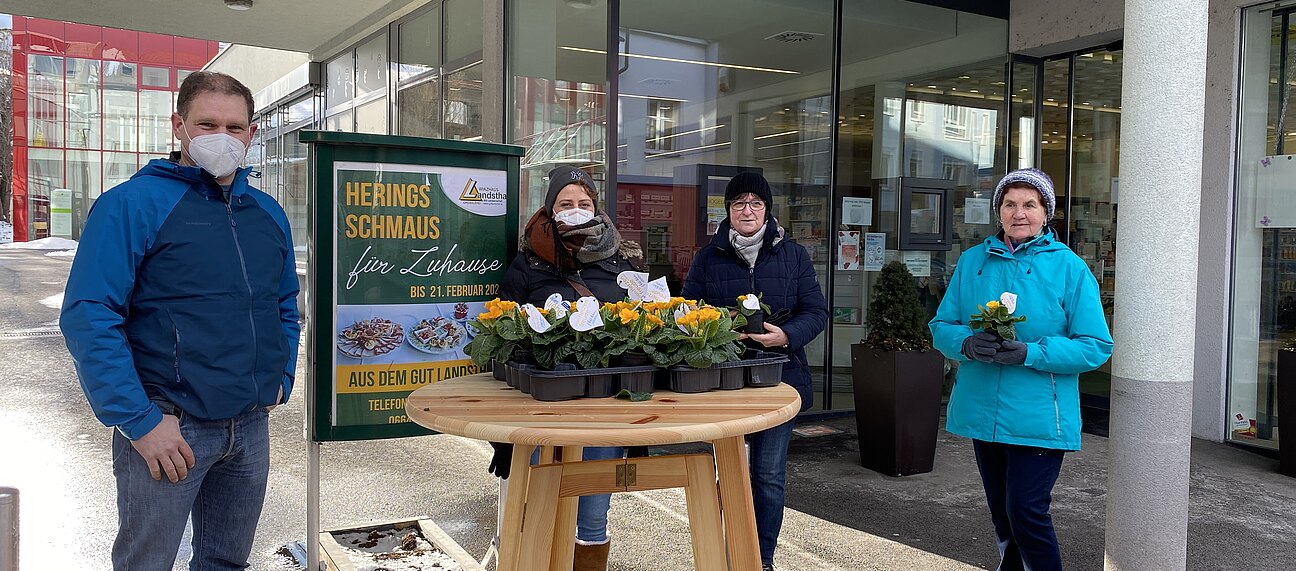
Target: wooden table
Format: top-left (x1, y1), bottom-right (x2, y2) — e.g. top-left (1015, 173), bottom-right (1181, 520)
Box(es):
top-left (405, 373), bottom-right (801, 571)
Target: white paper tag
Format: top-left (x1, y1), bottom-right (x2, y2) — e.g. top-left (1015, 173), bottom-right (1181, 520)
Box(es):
top-left (543, 293), bottom-right (569, 318)
top-left (569, 296), bottom-right (605, 331)
top-left (521, 304), bottom-right (551, 333)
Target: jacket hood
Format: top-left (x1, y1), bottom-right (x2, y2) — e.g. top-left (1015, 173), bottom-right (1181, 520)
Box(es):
top-left (133, 158), bottom-right (256, 198)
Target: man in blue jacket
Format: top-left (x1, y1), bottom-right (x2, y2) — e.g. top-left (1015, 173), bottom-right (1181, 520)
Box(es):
top-left (60, 71), bottom-right (299, 571)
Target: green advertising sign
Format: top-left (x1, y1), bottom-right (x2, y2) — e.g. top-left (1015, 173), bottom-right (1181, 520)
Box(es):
top-left (302, 132), bottom-right (522, 441)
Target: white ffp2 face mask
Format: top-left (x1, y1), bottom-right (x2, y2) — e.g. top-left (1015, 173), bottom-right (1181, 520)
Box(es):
top-left (553, 208), bottom-right (595, 226)
top-left (183, 124), bottom-right (248, 179)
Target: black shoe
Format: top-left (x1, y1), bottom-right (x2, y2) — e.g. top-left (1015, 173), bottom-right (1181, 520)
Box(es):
top-left (762, 564), bottom-right (776, 571)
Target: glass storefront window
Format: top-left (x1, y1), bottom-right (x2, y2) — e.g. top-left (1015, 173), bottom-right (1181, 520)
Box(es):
top-left (104, 152), bottom-right (139, 192)
top-left (104, 61), bottom-right (139, 152)
top-left (1231, 6), bottom-right (1296, 449)
top-left (507, 0), bottom-right (608, 215)
top-left (325, 51), bottom-right (355, 112)
top-left (829, 2), bottom-right (1008, 410)
top-left (140, 90), bottom-right (174, 154)
top-left (141, 65), bottom-right (170, 88)
top-left (66, 58), bottom-right (101, 149)
top-left (66, 150), bottom-right (102, 237)
top-left (445, 0), bottom-right (483, 66)
top-left (28, 149), bottom-right (64, 240)
top-left (28, 55), bottom-right (64, 148)
top-left (1067, 49), bottom-right (1122, 404)
top-left (397, 5), bottom-right (443, 138)
top-left (444, 63), bottom-right (482, 140)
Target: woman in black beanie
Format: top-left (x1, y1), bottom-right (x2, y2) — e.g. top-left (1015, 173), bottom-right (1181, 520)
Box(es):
top-left (681, 171), bottom-right (828, 571)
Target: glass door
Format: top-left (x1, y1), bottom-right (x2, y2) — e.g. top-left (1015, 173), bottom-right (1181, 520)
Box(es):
top-left (1028, 47), bottom-right (1122, 410)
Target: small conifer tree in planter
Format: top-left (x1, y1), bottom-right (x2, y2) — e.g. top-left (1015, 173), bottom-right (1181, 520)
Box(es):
top-left (852, 261), bottom-right (944, 476)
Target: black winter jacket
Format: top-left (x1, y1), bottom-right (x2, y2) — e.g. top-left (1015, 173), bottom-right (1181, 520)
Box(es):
top-left (500, 249), bottom-right (637, 305)
top-left (681, 221), bottom-right (828, 411)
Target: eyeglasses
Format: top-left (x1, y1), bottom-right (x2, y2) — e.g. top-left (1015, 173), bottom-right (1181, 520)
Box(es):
top-left (729, 200), bottom-right (766, 212)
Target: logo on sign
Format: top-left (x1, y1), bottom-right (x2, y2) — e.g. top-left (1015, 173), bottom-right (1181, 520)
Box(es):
top-left (460, 178), bottom-right (482, 202)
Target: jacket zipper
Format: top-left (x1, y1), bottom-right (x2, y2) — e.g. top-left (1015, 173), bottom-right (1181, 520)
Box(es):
top-left (173, 325), bottom-right (182, 384)
top-left (225, 198), bottom-right (260, 407)
top-left (1051, 373), bottom-right (1061, 436)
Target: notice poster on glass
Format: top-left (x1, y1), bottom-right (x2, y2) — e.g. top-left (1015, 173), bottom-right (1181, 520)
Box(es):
top-left (841, 197), bottom-right (873, 227)
top-left (50, 189), bottom-right (73, 237)
top-left (964, 197), bottom-right (991, 225)
top-left (864, 232), bottom-right (885, 271)
top-left (706, 195), bottom-right (726, 235)
top-left (838, 230), bottom-right (860, 270)
top-left (902, 250), bottom-right (932, 277)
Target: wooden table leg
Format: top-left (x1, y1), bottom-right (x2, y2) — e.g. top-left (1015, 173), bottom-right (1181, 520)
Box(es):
top-left (549, 446), bottom-right (583, 571)
top-left (713, 436), bottom-right (761, 571)
top-left (684, 454), bottom-right (727, 571)
top-left (517, 462), bottom-right (564, 571)
top-left (499, 444), bottom-right (535, 571)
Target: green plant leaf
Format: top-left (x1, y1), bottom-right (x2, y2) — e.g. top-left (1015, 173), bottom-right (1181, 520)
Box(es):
top-left (614, 389), bottom-right (653, 402)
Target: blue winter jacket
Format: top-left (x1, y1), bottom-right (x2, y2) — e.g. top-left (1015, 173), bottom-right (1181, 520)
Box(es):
top-left (61, 159), bottom-right (300, 440)
top-left (682, 221), bottom-right (828, 411)
top-left (929, 229), bottom-right (1112, 451)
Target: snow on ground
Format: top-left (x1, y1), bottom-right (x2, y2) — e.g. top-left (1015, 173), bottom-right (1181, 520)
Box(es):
top-left (0, 237), bottom-right (79, 250)
top-left (40, 293), bottom-right (64, 310)
top-left (45, 250), bottom-right (77, 258)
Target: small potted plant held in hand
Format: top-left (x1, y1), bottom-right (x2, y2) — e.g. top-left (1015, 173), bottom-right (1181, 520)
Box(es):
top-left (735, 293), bottom-right (771, 334)
top-left (968, 292), bottom-right (1027, 342)
top-left (851, 261), bottom-right (944, 476)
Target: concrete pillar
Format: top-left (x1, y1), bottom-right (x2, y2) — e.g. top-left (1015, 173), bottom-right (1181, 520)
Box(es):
top-left (1104, 0), bottom-right (1207, 569)
top-left (481, 0), bottom-right (505, 144)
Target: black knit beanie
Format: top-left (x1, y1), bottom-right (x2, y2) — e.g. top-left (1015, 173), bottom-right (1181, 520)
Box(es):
top-left (545, 166), bottom-right (599, 213)
top-left (724, 171), bottom-right (773, 207)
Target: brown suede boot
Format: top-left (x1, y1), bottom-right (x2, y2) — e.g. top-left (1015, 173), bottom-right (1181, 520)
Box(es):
top-left (572, 540), bottom-right (610, 571)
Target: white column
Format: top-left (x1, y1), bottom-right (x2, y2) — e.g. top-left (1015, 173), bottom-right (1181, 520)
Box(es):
top-left (1105, 0), bottom-right (1207, 569)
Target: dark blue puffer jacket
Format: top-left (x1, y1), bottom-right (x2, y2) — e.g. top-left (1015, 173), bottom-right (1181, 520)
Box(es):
top-left (681, 220), bottom-right (828, 411)
top-left (61, 159), bottom-right (300, 440)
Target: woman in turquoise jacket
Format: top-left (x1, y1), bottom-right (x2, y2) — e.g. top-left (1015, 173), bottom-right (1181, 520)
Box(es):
top-left (929, 168), bottom-right (1112, 571)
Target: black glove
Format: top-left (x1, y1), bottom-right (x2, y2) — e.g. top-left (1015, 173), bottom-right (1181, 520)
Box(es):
top-left (962, 331), bottom-right (999, 363)
top-left (488, 442), bottom-right (513, 479)
top-left (993, 339), bottom-right (1027, 365)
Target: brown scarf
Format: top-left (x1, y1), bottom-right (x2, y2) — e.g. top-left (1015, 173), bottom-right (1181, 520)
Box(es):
top-left (521, 208), bottom-right (623, 270)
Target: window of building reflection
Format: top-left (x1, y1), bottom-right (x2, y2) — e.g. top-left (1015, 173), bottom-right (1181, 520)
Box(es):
top-left (28, 55), bottom-right (63, 148)
top-left (65, 58), bottom-right (101, 149)
top-left (103, 61), bottom-right (139, 152)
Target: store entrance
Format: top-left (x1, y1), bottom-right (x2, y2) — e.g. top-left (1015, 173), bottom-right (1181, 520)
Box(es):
top-left (1018, 47), bottom-right (1123, 411)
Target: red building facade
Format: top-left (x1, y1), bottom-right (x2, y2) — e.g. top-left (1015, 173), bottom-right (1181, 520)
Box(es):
top-left (10, 17), bottom-right (218, 241)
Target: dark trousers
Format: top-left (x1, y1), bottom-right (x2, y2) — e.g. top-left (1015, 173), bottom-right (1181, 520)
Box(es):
top-left (972, 440), bottom-right (1066, 571)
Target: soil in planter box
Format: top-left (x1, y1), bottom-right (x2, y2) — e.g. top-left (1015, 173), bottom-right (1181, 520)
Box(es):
top-left (332, 526), bottom-right (463, 571)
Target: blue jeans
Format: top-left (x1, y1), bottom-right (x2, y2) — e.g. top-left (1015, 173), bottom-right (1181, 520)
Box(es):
top-left (111, 408), bottom-right (270, 571)
top-left (748, 418), bottom-right (795, 566)
top-left (531, 445), bottom-right (625, 543)
top-left (972, 440), bottom-right (1066, 571)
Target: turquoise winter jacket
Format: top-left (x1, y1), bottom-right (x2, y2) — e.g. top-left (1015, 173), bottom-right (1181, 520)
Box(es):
top-left (929, 229), bottom-right (1113, 451)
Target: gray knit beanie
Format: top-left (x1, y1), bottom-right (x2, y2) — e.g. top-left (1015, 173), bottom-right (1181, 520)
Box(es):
top-left (993, 168), bottom-right (1056, 220)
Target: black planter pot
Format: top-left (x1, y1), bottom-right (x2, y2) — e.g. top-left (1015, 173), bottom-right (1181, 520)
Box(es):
top-left (1280, 351), bottom-right (1296, 477)
top-left (611, 351), bottom-right (653, 367)
top-left (851, 344), bottom-right (945, 476)
top-left (742, 311), bottom-right (766, 334)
